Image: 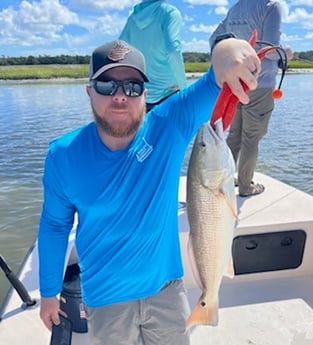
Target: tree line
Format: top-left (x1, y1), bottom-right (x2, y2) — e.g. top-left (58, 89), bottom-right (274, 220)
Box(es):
top-left (0, 51), bottom-right (313, 66)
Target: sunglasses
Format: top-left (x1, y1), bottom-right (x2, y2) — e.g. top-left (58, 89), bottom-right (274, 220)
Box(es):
top-left (90, 79), bottom-right (145, 97)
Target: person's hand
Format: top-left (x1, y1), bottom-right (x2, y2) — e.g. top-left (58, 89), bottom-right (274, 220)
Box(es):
top-left (40, 296), bottom-right (64, 331)
top-left (211, 38), bottom-right (261, 104)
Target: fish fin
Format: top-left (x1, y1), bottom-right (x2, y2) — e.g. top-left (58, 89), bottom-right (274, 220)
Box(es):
top-left (187, 238), bottom-right (203, 289)
top-left (186, 299), bottom-right (219, 329)
top-left (220, 188), bottom-right (239, 221)
top-left (224, 256), bottom-right (235, 278)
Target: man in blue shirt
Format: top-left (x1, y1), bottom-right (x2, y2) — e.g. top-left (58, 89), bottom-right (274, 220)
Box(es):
top-left (38, 38), bottom-right (260, 344)
top-left (120, 0), bottom-right (187, 111)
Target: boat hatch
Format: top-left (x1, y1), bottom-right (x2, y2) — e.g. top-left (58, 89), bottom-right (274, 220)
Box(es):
top-left (232, 229), bottom-right (306, 275)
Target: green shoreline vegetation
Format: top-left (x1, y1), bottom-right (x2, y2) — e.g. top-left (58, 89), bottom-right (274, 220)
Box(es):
top-left (0, 61), bottom-right (312, 80)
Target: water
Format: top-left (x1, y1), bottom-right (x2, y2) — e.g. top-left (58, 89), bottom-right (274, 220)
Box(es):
top-left (0, 74), bottom-right (312, 305)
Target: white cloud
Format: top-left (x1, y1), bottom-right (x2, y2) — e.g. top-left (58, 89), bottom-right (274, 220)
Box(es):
top-left (80, 13), bottom-right (127, 36)
top-left (0, 0), bottom-right (311, 56)
top-left (305, 31), bottom-right (313, 38)
top-left (285, 7), bottom-right (313, 28)
top-left (281, 32), bottom-right (302, 42)
top-left (184, 0), bottom-right (228, 5)
top-left (189, 24), bottom-right (217, 34)
top-left (183, 14), bottom-right (195, 22)
top-left (182, 38), bottom-right (211, 53)
top-left (279, 1), bottom-right (291, 21)
top-left (70, 0), bottom-right (137, 11)
top-left (214, 6), bottom-right (228, 15)
top-left (0, 0), bottom-right (78, 47)
top-left (19, 0), bottom-right (77, 25)
top-left (290, 0), bottom-right (313, 6)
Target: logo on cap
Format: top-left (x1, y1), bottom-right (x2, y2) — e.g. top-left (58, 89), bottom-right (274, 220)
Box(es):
top-left (108, 41), bottom-right (132, 62)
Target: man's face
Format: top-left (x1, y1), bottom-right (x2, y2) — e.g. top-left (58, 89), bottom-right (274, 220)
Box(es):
top-left (87, 66), bottom-right (147, 138)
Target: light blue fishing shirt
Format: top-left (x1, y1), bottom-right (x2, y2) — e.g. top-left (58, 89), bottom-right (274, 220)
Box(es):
top-left (38, 68), bottom-right (219, 307)
top-left (119, 0), bottom-right (187, 103)
top-left (209, 0), bottom-right (283, 89)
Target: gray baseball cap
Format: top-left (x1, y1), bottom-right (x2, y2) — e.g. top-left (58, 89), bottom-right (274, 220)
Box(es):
top-left (89, 40), bottom-right (149, 82)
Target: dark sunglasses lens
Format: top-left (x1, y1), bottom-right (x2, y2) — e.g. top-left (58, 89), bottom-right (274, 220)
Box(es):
top-left (122, 81), bottom-right (144, 97)
top-left (92, 80), bottom-right (144, 97)
top-left (94, 81), bottom-right (117, 96)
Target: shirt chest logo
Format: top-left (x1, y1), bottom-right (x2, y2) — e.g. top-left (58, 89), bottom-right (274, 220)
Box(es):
top-left (136, 137), bottom-right (153, 163)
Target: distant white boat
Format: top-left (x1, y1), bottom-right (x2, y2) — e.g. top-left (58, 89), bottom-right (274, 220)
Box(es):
top-left (1, 172), bottom-right (313, 344)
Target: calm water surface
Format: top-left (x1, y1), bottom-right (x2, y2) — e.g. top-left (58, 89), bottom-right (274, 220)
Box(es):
top-left (0, 74), bottom-right (312, 304)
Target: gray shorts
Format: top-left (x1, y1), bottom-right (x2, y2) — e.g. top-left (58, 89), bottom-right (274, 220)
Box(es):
top-left (85, 279), bottom-right (190, 345)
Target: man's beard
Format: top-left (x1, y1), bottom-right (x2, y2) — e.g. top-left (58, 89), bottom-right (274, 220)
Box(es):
top-left (92, 105), bottom-right (146, 138)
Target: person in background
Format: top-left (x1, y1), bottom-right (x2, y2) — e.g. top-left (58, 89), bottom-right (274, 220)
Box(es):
top-left (38, 38), bottom-right (260, 345)
top-left (119, 0), bottom-right (187, 111)
top-left (209, 0), bottom-right (293, 197)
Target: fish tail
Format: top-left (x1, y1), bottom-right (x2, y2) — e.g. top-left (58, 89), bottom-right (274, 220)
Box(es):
top-left (186, 300), bottom-right (219, 329)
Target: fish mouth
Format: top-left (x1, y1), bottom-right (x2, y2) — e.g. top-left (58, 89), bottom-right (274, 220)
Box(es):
top-left (199, 121), bottom-right (225, 147)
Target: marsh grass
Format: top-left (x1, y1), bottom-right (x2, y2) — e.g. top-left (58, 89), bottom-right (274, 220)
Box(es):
top-left (184, 61), bottom-right (313, 72)
top-left (0, 61), bottom-right (312, 80)
top-left (185, 62), bottom-right (210, 72)
top-left (287, 60), bottom-right (313, 69)
top-left (0, 64), bottom-right (89, 80)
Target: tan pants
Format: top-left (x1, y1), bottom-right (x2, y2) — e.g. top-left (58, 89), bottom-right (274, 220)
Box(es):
top-left (226, 88), bottom-right (274, 195)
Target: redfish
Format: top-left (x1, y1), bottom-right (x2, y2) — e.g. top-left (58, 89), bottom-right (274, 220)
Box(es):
top-left (186, 119), bottom-right (237, 328)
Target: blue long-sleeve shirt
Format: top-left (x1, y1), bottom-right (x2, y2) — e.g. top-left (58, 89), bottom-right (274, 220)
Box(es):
top-left (209, 0), bottom-right (283, 89)
top-left (119, 0), bottom-right (187, 103)
top-left (38, 68), bottom-right (219, 307)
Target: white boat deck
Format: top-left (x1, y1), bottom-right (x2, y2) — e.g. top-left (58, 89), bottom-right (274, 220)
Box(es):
top-left (1, 172), bottom-right (313, 344)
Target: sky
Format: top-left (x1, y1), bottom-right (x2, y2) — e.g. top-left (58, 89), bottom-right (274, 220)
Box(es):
top-left (0, 0), bottom-right (312, 58)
